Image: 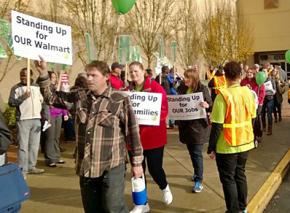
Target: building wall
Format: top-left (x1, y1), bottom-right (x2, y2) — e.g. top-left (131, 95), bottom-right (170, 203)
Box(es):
top-left (238, 0), bottom-right (290, 52)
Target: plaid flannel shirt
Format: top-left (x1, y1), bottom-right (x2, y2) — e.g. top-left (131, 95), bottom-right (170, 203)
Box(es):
top-left (38, 75), bottom-right (143, 178)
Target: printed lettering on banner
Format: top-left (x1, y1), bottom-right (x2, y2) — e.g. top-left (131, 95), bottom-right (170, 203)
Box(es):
top-left (11, 10), bottom-right (72, 65)
top-left (120, 91), bottom-right (162, 126)
top-left (167, 92), bottom-right (206, 120)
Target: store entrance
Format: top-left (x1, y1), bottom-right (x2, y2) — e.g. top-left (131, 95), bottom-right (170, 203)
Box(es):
top-left (254, 51), bottom-right (290, 80)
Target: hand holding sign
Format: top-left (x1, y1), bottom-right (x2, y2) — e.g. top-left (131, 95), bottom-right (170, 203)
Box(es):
top-left (21, 91), bottom-right (31, 100)
top-left (199, 101), bottom-right (209, 109)
top-left (34, 56), bottom-right (48, 76)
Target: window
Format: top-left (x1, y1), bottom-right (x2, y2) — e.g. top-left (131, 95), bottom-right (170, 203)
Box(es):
top-left (264, 0), bottom-right (279, 9)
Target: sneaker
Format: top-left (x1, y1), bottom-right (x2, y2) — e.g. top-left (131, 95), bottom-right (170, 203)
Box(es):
top-left (48, 162), bottom-right (57, 167)
top-left (130, 203), bottom-right (150, 213)
top-left (57, 159), bottom-right (65, 164)
top-left (254, 140), bottom-right (259, 148)
top-left (192, 181), bottom-right (203, 193)
top-left (28, 168), bottom-right (45, 174)
top-left (239, 209), bottom-right (247, 213)
top-left (42, 121), bottom-right (51, 132)
top-left (162, 185), bottom-right (173, 205)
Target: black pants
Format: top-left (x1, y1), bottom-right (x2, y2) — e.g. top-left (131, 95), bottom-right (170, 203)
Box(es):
top-left (216, 152), bottom-right (249, 213)
top-left (130, 146), bottom-right (168, 190)
top-left (253, 106), bottom-right (263, 139)
top-left (79, 164), bottom-right (128, 213)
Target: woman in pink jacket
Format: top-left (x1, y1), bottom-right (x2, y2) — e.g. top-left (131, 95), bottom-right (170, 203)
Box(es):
top-left (128, 61), bottom-right (172, 213)
top-left (240, 67), bottom-right (265, 144)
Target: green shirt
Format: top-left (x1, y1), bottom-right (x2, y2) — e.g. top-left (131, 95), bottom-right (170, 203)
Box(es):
top-left (211, 84), bottom-right (255, 154)
top-left (134, 84), bottom-right (143, 92)
top-left (186, 87), bottom-right (193, 94)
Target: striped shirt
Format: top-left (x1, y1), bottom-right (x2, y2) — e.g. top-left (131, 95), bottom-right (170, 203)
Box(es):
top-left (38, 75), bottom-right (143, 178)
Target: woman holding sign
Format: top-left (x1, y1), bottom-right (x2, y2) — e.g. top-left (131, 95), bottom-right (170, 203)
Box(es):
top-left (176, 68), bottom-right (212, 193)
top-left (128, 61), bottom-right (172, 213)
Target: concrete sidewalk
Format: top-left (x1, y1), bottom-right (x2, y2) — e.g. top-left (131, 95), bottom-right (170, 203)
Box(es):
top-left (17, 104), bottom-right (290, 213)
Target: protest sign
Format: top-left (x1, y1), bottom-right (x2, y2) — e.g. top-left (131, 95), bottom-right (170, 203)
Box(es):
top-left (122, 91), bottom-right (162, 126)
top-left (11, 10), bottom-right (72, 65)
top-left (264, 81), bottom-right (274, 93)
top-left (167, 92), bottom-right (206, 120)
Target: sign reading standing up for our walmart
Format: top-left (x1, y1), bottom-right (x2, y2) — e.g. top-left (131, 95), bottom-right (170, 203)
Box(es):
top-left (11, 10), bottom-right (72, 65)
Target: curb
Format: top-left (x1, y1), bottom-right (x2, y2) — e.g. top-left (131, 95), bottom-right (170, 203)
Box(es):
top-left (247, 148), bottom-right (290, 213)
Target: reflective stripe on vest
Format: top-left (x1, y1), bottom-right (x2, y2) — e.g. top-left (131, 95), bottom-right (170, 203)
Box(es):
top-left (219, 86), bottom-right (255, 146)
top-left (213, 76), bottom-right (227, 94)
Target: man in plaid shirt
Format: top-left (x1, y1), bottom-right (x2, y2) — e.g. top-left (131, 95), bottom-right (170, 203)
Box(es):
top-left (35, 58), bottom-right (143, 213)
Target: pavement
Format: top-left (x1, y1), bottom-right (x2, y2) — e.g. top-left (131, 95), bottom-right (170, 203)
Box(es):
top-left (8, 98), bottom-right (290, 213)
top-left (265, 170), bottom-right (290, 212)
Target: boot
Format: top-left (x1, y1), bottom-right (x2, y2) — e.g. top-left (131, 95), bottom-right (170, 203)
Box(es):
top-left (267, 125), bottom-right (272, 136)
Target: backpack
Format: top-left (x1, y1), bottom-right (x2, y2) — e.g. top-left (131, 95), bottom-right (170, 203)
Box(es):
top-left (0, 163), bottom-right (30, 212)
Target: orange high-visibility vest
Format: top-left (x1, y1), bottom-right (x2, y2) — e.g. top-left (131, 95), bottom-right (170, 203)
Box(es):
top-left (219, 86), bottom-right (256, 146)
top-left (213, 75), bottom-right (227, 94)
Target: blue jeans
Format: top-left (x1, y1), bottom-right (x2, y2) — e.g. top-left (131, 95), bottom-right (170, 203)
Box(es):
top-left (261, 97), bottom-right (274, 127)
top-left (186, 143), bottom-right (204, 182)
top-left (79, 164), bottom-right (128, 213)
top-left (17, 119), bottom-right (41, 174)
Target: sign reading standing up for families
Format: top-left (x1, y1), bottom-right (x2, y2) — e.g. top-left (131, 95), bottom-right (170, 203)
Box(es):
top-left (11, 10), bottom-right (72, 65)
top-left (126, 92), bottom-right (162, 126)
top-left (167, 92), bottom-right (207, 120)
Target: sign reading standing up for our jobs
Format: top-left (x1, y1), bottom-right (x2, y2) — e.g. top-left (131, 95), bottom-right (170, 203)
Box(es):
top-left (128, 92), bottom-right (162, 126)
top-left (11, 10), bottom-right (72, 65)
top-left (167, 92), bottom-right (206, 120)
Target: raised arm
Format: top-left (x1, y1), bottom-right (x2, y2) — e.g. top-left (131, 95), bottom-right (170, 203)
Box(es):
top-left (35, 57), bottom-right (77, 107)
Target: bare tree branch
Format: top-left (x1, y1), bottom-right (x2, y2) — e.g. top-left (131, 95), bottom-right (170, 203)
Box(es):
top-left (125, 0), bottom-right (176, 67)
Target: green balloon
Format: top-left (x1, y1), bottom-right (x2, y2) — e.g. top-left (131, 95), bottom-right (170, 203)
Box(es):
top-left (112, 0), bottom-right (136, 14)
top-left (255, 71), bottom-right (267, 86)
top-left (285, 50), bottom-right (290, 63)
